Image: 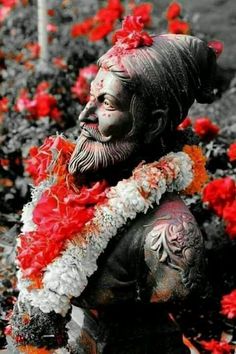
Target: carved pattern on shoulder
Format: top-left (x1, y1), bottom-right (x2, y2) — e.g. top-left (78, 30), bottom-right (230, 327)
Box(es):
top-left (144, 211), bottom-right (204, 290)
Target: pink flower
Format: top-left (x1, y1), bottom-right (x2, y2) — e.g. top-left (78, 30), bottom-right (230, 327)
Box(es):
top-left (202, 177), bottom-right (236, 217)
top-left (113, 16), bottom-right (153, 49)
top-left (15, 89), bottom-right (32, 113)
top-left (221, 289), bottom-right (236, 319)
top-left (193, 117), bottom-right (220, 140)
top-left (227, 142), bottom-right (236, 162)
top-left (72, 64), bottom-right (98, 104)
top-left (208, 40), bottom-right (224, 58)
top-left (47, 23), bottom-right (58, 33)
top-left (200, 339), bottom-right (232, 354)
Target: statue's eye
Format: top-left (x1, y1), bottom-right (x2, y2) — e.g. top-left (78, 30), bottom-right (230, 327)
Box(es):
top-left (103, 98), bottom-right (115, 110)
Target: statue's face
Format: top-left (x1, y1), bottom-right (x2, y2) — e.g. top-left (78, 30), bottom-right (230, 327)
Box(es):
top-left (68, 69), bottom-right (138, 174)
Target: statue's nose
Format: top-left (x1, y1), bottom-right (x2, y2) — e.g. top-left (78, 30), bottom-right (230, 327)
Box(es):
top-left (79, 101), bottom-right (98, 124)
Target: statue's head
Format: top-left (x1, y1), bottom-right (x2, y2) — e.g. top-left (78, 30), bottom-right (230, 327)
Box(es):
top-left (69, 17), bottom-right (220, 175)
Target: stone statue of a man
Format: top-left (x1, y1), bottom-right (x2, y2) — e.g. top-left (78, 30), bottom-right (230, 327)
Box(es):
top-left (9, 17), bottom-right (221, 354)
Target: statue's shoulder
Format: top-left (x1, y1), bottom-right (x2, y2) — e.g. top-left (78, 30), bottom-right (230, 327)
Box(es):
top-left (143, 193), bottom-right (204, 300)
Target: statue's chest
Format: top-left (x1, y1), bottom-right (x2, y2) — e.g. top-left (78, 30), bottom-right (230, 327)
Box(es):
top-left (75, 208), bottom-right (158, 308)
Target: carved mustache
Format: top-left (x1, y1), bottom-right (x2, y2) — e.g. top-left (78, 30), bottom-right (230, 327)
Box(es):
top-left (80, 122), bottom-right (112, 143)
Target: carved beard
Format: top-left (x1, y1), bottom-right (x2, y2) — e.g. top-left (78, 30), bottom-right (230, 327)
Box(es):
top-left (68, 128), bottom-right (137, 174)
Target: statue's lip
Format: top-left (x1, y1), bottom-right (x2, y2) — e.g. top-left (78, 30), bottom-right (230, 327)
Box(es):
top-left (81, 124), bottom-right (112, 143)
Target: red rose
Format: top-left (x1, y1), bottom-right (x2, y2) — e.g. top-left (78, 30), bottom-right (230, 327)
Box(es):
top-left (202, 177), bottom-right (236, 217)
top-left (1, 0), bottom-right (16, 7)
top-left (26, 42), bottom-right (40, 59)
top-left (72, 64), bottom-right (98, 104)
top-left (168, 19), bottom-right (190, 35)
top-left (166, 1), bottom-right (182, 21)
top-left (35, 94), bottom-right (57, 117)
top-left (70, 18), bottom-right (94, 38)
top-left (193, 117), bottom-right (220, 140)
top-left (221, 289), bottom-right (236, 319)
top-left (71, 75), bottom-right (90, 104)
top-left (227, 142), bottom-right (236, 162)
top-left (208, 40), bottom-right (224, 58)
top-left (200, 339), bottom-right (232, 354)
top-left (88, 22), bottom-right (114, 41)
top-left (132, 3), bottom-right (153, 27)
top-left (177, 117), bottom-right (192, 130)
top-left (52, 57), bottom-right (68, 70)
top-left (113, 16), bottom-right (153, 49)
top-left (107, 0), bottom-right (123, 18)
top-left (223, 200), bottom-right (236, 239)
top-left (0, 97), bottom-right (8, 113)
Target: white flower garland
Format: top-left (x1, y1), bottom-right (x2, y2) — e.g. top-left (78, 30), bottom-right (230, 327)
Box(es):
top-left (18, 151), bottom-right (193, 316)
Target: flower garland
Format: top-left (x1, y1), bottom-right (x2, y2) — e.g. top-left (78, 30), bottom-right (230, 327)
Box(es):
top-left (16, 136), bottom-right (207, 317)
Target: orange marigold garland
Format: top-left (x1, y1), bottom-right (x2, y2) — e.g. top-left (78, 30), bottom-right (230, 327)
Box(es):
top-left (182, 145), bottom-right (208, 195)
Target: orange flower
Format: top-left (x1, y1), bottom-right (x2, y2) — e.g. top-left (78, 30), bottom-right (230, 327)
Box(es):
top-left (18, 345), bottom-right (53, 354)
top-left (182, 145), bottom-right (208, 195)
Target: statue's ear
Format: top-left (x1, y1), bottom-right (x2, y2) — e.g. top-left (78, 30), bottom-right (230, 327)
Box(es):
top-left (144, 109), bottom-right (168, 144)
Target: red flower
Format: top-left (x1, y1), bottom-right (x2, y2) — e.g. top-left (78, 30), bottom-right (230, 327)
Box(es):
top-left (15, 89), bottom-right (32, 113)
top-left (0, 6), bottom-right (11, 22)
top-left (132, 3), bottom-right (153, 27)
top-left (0, 96), bottom-right (8, 122)
top-left (52, 57), bottom-right (68, 70)
top-left (113, 16), bottom-right (153, 49)
top-left (166, 1), bottom-right (182, 21)
top-left (223, 201), bottom-right (236, 239)
top-left (47, 9), bottom-right (55, 17)
top-left (88, 22), bottom-right (114, 41)
top-left (25, 136), bottom-right (75, 185)
top-left (15, 83), bottom-right (61, 121)
top-left (0, 0), bottom-right (16, 7)
top-left (208, 40), bottom-right (224, 58)
top-left (221, 289), bottom-right (236, 319)
top-left (70, 18), bottom-right (94, 38)
top-left (177, 117), bottom-right (192, 130)
top-left (71, 76), bottom-right (90, 104)
top-left (202, 177), bottom-right (236, 217)
top-left (80, 64), bottom-right (98, 80)
top-left (200, 339), bottom-right (232, 354)
top-left (35, 81), bottom-right (50, 94)
top-left (26, 42), bottom-right (40, 59)
top-left (168, 19), bottom-right (190, 34)
top-left (95, 0), bottom-right (123, 24)
top-left (107, 0), bottom-right (123, 18)
top-left (193, 117), bottom-right (220, 141)
top-left (34, 94), bottom-right (57, 117)
top-left (227, 142), bottom-right (236, 162)
top-left (17, 179), bottom-right (108, 277)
